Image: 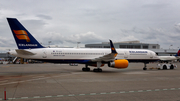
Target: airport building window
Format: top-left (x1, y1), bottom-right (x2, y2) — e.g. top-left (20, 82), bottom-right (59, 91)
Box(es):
top-left (119, 45), bottom-right (126, 48)
top-left (127, 45), bottom-right (133, 49)
top-left (152, 46), bottom-right (156, 49)
top-left (91, 46), bottom-right (102, 48)
top-left (134, 45), bottom-right (141, 49)
top-left (143, 46), bottom-right (148, 49)
top-left (104, 46), bottom-right (110, 48)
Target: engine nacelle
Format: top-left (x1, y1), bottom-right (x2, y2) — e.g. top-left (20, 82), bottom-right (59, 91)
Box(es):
top-left (108, 59), bottom-right (129, 69)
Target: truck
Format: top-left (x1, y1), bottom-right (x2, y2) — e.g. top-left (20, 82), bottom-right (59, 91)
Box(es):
top-left (157, 63), bottom-right (177, 70)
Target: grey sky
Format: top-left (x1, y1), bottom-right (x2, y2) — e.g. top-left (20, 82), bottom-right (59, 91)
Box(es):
top-left (1, 0), bottom-right (180, 51)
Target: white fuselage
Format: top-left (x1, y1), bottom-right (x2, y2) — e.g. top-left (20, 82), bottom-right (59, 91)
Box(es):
top-left (158, 56), bottom-right (179, 61)
top-left (9, 48), bottom-right (159, 64)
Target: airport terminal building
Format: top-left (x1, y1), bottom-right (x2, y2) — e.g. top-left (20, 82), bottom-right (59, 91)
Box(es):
top-left (0, 53), bottom-right (14, 60)
top-left (85, 40), bottom-right (160, 49)
top-left (85, 41), bottom-right (178, 56)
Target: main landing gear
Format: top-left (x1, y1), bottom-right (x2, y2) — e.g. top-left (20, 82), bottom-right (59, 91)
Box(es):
top-left (82, 62), bottom-right (103, 72)
top-left (82, 64), bottom-right (90, 71)
top-left (93, 62), bottom-right (103, 72)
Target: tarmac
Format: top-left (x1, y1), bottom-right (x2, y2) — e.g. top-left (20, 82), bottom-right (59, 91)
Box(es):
top-left (0, 63), bottom-right (180, 101)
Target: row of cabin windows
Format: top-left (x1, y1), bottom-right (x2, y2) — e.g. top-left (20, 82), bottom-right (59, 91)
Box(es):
top-left (51, 52), bottom-right (146, 56)
top-left (51, 52), bottom-right (105, 55)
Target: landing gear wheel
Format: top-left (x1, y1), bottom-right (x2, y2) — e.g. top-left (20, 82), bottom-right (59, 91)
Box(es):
top-left (82, 64), bottom-right (90, 72)
top-left (82, 67), bottom-right (90, 71)
top-left (170, 65), bottom-right (174, 69)
top-left (163, 65), bottom-right (167, 70)
top-left (93, 68), bottom-right (102, 72)
top-left (143, 63), bottom-right (147, 70)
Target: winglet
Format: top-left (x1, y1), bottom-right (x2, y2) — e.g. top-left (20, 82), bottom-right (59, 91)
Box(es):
top-left (109, 40), bottom-right (117, 53)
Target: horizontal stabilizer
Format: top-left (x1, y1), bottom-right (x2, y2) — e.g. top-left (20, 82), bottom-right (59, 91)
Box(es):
top-left (16, 49), bottom-right (36, 55)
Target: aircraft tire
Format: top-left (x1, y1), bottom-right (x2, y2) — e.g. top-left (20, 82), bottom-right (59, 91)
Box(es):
top-left (143, 68), bottom-right (147, 70)
top-left (82, 67), bottom-right (90, 71)
top-left (93, 69), bottom-right (98, 72)
top-left (163, 65), bottom-right (167, 70)
top-left (170, 65), bottom-right (174, 69)
top-left (99, 69), bottom-right (102, 72)
top-left (93, 68), bottom-right (102, 72)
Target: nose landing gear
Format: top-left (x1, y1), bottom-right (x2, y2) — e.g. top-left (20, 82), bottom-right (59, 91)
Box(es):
top-left (143, 63), bottom-right (147, 70)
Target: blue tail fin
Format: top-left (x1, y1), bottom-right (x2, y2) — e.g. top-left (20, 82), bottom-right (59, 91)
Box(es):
top-left (7, 18), bottom-right (44, 49)
top-left (109, 40), bottom-right (117, 53)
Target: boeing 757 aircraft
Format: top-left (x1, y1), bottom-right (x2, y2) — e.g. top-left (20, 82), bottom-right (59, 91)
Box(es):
top-left (7, 18), bottom-right (159, 72)
top-left (158, 49), bottom-right (180, 62)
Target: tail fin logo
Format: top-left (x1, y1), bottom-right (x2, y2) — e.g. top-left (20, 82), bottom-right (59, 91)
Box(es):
top-left (111, 48), bottom-right (115, 50)
top-left (177, 49), bottom-right (180, 56)
top-left (13, 30), bottom-right (30, 42)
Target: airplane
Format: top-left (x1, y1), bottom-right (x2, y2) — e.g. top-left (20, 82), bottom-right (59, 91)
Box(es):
top-left (157, 49), bottom-right (180, 65)
top-left (7, 18), bottom-right (159, 72)
top-left (155, 51), bottom-right (180, 69)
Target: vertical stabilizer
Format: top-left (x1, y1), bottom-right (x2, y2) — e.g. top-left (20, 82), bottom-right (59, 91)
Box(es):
top-left (175, 49), bottom-right (180, 56)
top-left (109, 40), bottom-right (117, 53)
top-left (7, 18), bottom-right (44, 49)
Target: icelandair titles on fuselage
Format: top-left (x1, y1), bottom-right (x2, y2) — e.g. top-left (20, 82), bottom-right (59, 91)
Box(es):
top-left (129, 51), bottom-right (148, 53)
top-left (19, 44), bottom-right (37, 47)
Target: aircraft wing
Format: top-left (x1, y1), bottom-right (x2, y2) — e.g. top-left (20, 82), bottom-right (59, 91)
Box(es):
top-left (16, 49), bottom-right (36, 55)
top-left (91, 53), bottom-right (117, 62)
top-left (91, 40), bottom-right (118, 62)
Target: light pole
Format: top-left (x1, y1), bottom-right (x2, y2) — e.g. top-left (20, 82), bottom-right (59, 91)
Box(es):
top-left (48, 41), bottom-right (51, 48)
top-left (169, 45), bottom-right (173, 49)
top-left (77, 42), bottom-right (81, 48)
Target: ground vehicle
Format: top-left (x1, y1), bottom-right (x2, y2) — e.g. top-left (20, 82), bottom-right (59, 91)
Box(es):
top-left (157, 63), bottom-right (177, 70)
top-left (69, 63), bottom-right (78, 66)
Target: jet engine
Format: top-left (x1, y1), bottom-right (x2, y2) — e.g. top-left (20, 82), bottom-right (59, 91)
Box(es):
top-left (108, 59), bottom-right (129, 69)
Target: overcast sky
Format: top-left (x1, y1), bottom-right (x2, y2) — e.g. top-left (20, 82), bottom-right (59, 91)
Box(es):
top-left (1, 0), bottom-right (180, 52)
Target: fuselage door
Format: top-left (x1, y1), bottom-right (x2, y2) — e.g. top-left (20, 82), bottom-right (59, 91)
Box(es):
top-left (124, 51), bottom-right (128, 58)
